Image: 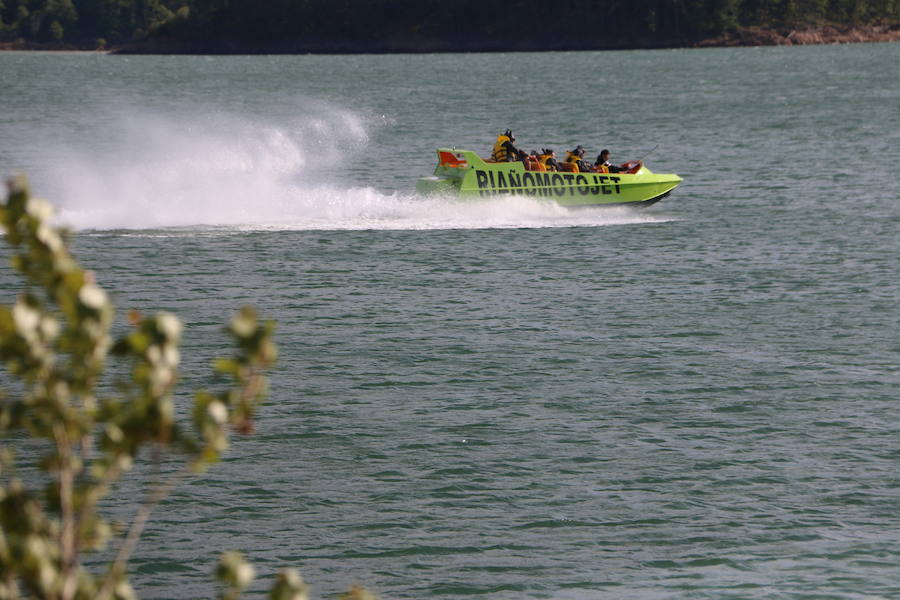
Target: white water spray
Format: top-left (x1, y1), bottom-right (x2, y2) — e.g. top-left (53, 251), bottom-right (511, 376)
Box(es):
top-left (46, 107), bottom-right (672, 231)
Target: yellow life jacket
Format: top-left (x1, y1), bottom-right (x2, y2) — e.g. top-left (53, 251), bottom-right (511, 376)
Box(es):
top-left (491, 135), bottom-right (511, 162)
top-left (594, 163), bottom-right (610, 173)
top-left (563, 152), bottom-right (581, 173)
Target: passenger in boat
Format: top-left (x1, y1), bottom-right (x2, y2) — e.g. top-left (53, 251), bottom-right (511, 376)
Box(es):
top-left (491, 129), bottom-right (526, 163)
top-left (593, 149), bottom-right (624, 173)
top-left (537, 148), bottom-right (559, 172)
top-left (563, 146), bottom-right (590, 173)
top-left (525, 150), bottom-right (546, 171)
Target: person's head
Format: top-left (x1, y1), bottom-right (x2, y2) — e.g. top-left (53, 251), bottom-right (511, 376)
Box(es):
top-left (598, 149), bottom-right (610, 162)
top-left (504, 129), bottom-right (515, 142)
top-left (574, 145), bottom-right (585, 157)
top-left (542, 148), bottom-right (554, 156)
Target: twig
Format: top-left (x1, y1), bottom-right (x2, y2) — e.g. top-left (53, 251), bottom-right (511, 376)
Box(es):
top-left (96, 463), bottom-right (191, 600)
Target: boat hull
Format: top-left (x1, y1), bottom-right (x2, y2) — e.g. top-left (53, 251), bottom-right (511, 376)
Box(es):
top-left (416, 149), bottom-right (681, 207)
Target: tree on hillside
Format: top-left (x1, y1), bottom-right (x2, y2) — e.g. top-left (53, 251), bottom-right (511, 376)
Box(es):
top-left (2, 0), bottom-right (898, 48)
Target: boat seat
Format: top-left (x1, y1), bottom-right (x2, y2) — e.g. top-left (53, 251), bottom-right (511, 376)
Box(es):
top-left (620, 160), bottom-right (643, 174)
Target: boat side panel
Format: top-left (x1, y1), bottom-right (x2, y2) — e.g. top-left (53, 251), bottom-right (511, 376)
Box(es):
top-left (420, 149), bottom-right (681, 206)
top-left (459, 164), bottom-right (681, 206)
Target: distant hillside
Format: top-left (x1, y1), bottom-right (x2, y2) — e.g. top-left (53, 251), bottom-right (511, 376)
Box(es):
top-left (1, 0), bottom-right (898, 52)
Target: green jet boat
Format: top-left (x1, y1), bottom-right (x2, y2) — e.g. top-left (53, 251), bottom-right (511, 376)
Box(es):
top-left (416, 148), bottom-right (682, 208)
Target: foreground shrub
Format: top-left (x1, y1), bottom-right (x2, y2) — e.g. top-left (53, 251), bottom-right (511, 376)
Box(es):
top-left (0, 176), bottom-right (324, 599)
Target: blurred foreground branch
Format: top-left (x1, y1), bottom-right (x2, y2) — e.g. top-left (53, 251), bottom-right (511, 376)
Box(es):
top-left (0, 176), bottom-right (326, 600)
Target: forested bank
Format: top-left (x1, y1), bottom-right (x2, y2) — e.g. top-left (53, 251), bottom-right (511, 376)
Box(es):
top-left (1, 0), bottom-right (898, 52)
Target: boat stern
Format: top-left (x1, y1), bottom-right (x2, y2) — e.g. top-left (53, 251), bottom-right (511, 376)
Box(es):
top-left (416, 149), bottom-right (488, 196)
top-left (415, 175), bottom-right (459, 195)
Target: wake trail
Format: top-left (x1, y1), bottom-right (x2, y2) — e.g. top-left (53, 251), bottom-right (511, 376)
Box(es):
top-left (42, 106), bottom-right (673, 231)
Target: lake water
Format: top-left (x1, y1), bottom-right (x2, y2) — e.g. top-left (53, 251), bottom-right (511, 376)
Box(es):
top-left (1, 44), bottom-right (899, 599)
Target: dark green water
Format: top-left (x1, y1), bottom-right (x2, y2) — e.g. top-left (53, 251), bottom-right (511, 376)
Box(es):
top-left (2, 44), bottom-right (899, 598)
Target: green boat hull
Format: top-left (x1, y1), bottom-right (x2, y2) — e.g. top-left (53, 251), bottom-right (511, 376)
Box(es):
top-left (416, 148), bottom-right (682, 207)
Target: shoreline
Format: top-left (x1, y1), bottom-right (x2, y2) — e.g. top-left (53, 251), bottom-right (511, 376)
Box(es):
top-left (2, 24), bottom-right (898, 54)
top-left (694, 24), bottom-right (900, 47)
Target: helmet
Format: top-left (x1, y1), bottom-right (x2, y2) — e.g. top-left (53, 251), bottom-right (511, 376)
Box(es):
top-left (504, 129), bottom-right (515, 141)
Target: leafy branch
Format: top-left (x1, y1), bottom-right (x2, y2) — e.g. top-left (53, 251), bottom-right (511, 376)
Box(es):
top-left (0, 177), bottom-right (319, 600)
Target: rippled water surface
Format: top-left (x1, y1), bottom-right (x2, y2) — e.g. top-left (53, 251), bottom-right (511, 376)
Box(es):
top-left (1, 44), bottom-right (899, 599)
